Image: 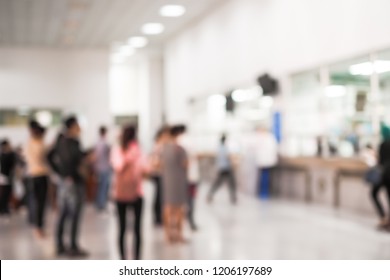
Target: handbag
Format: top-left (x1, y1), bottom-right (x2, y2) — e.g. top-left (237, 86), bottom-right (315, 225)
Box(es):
top-left (364, 165), bottom-right (383, 185)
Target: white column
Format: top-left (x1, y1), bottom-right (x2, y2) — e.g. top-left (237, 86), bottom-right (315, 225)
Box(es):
top-left (138, 50), bottom-right (165, 153)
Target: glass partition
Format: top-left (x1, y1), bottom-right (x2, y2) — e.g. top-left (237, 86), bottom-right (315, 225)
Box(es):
top-left (289, 55), bottom-right (379, 157)
top-left (325, 56), bottom-right (373, 156)
top-left (377, 49), bottom-right (390, 129)
top-left (287, 70), bottom-right (322, 156)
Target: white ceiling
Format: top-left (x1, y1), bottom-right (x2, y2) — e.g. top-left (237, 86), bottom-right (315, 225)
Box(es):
top-left (0, 0), bottom-right (226, 48)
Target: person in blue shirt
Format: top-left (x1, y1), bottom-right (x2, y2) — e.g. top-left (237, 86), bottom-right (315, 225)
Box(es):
top-left (207, 134), bottom-right (237, 204)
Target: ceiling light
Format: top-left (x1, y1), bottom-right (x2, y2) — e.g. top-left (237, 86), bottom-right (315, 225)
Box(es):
top-left (349, 60), bottom-right (390, 76)
top-left (325, 85), bottom-right (346, 98)
top-left (160, 5), bottom-right (186, 17)
top-left (141, 23), bottom-right (165, 35)
top-left (128, 36), bottom-right (148, 48)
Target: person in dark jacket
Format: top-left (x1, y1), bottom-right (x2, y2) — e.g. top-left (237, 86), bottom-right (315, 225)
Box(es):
top-left (0, 140), bottom-right (16, 216)
top-left (371, 123), bottom-right (390, 230)
top-left (47, 116), bottom-right (88, 257)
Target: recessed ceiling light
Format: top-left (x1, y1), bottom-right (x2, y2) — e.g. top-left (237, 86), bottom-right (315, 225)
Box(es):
top-left (141, 23), bottom-right (165, 35)
top-left (128, 36), bottom-right (149, 48)
top-left (160, 5), bottom-right (186, 17)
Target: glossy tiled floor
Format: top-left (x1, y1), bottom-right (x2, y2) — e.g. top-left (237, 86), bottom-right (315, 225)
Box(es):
top-left (1, 182), bottom-right (390, 260)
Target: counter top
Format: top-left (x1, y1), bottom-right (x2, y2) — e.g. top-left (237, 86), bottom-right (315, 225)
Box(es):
top-left (280, 156), bottom-right (368, 172)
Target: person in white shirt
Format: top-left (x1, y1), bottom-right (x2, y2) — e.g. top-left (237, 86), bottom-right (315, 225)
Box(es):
top-left (177, 125), bottom-right (199, 231)
top-left (255, 126), bottom-right (278, 199)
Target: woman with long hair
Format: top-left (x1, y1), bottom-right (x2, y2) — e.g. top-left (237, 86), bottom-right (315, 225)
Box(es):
top-left (25, 120), bottom-right (49, 239)
top-left (110, 125), bottom-right (148, 260)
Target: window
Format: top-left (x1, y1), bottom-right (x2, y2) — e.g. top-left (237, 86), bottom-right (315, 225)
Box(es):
top-left (0, 108), bottom-right (62, 127)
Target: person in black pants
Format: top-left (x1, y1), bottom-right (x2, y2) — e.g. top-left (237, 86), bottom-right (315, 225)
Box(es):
top-left (110, 125), bottom-right (148, 260)
top-left (47, 116), bottom-right (88, 257)
top-left (151, 175), bottom-right (163, 225)
top-left (150, 126), bottom-right (170, 226)
top-left (116, 198), bottom-right (143, 260)
top-left (372, 132), bottom-right (390, 229)
top-left (0, 140), bottom-right (16, 217)
top-left (25, 120), bottom-right (49, 238)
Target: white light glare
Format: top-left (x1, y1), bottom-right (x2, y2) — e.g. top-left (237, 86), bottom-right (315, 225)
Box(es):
top-left (260, 96), bottom-right (274, 107)
top-left (208, 94), bottom-right (226, 106)
top-left (349, 60), bottom-right (390, 76)
top-left (325, 85), bottom-right (346, 98)
top-left (35, 111), bottom-right (53, 127)
top-left (160, 5), bottom-right (186, 17)
top-left (142, 23), bottom-right (165, 35)
top-left (128, 37), bottom-right (148, 48)
top-left (232, 86), bottom-right (262, 102)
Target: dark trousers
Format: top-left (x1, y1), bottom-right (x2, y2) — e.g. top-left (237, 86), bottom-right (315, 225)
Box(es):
top-left (151, 175), bottom-right (162, 225)
top-left (188, 183), bottom-right (197, 229)
top-left (0, 184), bottom-right (12, 215)
top-left (26, 179), bottom-right (35, 224)
top-left (209, 169), bottom-right (236, 202)
top-left (30, 176), bottom-right (48, 229)
top-left (116, 198), bottom-right (143, 260)
top-left (371, 183), bottom-right (390, 219)
top-left (258, 168), bottom-right (274, 199)
top-left (56, 180), bottom-right (84, 251)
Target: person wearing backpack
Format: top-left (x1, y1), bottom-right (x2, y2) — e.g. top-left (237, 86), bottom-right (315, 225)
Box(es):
top-left (110, 125), bottom-right (149, 260)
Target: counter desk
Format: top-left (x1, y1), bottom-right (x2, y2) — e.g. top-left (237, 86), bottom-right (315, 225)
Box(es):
top-left (277, 157), bottom-right (384, 216)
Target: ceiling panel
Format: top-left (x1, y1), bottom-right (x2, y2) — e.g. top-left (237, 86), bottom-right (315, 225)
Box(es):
top-left (0, 0), bottom-right (227, 48)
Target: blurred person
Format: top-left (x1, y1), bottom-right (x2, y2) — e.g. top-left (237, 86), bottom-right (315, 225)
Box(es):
top-left (370, 123), bottom-right (390, 230)
top-left (255, 126), bottom-right (278, 199)
top-left (0, 139), bottom-right (16, 217)
top-left (161, 125), bottom-right (189, 243)
top-left (25, 120), bottom-right (50, 238)
top-left (207, 134), bottom-right (237, 204)
top-left (94, 126), bottom-right (111, 212)
top-left (110, 125), bottom-right (149, 260)
top-left (13, 145), bottom-right (28, 211)
top-left (361, 144), bottom-right (376, 168)
top-left (149, 126), bottom-right (170, 227)
top-left (47, 116), bottom-right (88, 257)
top-left (177, 125), bottom-right (200, 231)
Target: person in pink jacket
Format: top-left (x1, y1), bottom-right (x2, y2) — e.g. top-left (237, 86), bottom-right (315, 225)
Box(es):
top-left (110, 125), bottom-right (149, 260)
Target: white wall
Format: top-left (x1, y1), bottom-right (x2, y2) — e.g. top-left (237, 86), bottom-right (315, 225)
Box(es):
top-left (0, 48), bottom-right (111, 148)
top-left (109, 50), bottom-right (165, 153)
top-left (164, 0), bottom-right (390, 124)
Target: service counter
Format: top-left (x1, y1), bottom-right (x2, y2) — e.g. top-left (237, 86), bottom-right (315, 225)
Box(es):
top-left (277, 157), bottom-right (385, 216)
top-left (197, 154), bottom-right (385, 217)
